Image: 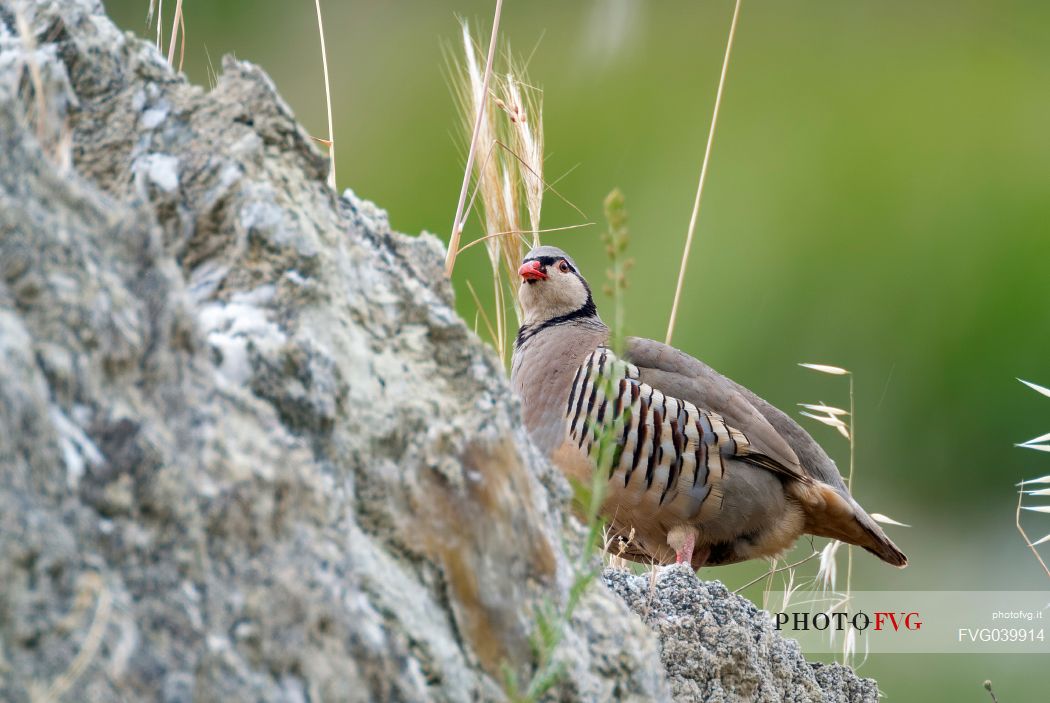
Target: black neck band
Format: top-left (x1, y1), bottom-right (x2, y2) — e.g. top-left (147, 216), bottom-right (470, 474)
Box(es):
top-left (515, 297), bottom-right (598, 348)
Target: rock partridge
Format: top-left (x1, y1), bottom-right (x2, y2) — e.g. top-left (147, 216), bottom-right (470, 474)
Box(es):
top-left (510, 246), bottom-right (907, 569)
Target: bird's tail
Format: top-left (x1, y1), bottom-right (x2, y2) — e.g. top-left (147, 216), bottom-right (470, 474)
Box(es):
top-left (852, 502), bottom-right (908, 567)
top-left (795, 482), bottom-right (908, 568)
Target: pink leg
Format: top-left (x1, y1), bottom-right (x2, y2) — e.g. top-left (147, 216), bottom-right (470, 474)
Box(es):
top-left (667, 525), bottom-right (700, 566)
top-left (675, 530), bottom-right (695, 564)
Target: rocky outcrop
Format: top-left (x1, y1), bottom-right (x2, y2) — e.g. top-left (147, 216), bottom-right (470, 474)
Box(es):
top-left (604, 567), bottom-right (879, 703)
top-left (0, 1), bottom-right (879, 701)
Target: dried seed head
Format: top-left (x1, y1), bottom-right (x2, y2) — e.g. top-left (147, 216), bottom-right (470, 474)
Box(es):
top-left (799, 363), bottom-right (850, 376)
top-left (870, 513), bottom-right (910, 527)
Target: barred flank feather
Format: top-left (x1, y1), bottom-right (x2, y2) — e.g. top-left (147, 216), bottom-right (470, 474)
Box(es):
top-left (565, 347), bottom-right (799, 515)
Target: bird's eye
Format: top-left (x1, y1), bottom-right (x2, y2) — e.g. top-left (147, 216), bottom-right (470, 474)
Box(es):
top-left (558, 260), bottom-right (571, 273)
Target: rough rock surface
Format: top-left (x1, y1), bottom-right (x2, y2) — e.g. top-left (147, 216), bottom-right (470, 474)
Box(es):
top-left (604, 567), bottom-right (880, 703)
top-left (0, 1), bottom-right (879, 701)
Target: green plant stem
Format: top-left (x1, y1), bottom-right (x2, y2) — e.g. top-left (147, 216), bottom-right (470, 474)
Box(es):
top-left (511, 191), bottom-right (632, 702)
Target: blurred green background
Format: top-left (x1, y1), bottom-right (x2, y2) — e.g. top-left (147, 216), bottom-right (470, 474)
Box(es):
top-left (104, 0), bottom-right (1050, 698)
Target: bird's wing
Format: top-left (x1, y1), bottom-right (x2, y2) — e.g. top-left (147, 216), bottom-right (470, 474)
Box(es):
top-left (623, 337), bottom-right (823, 485)
top-left (566, 347), bottom-right (811, 505)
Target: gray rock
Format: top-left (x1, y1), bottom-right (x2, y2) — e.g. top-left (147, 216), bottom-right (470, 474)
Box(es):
top-left (603, 566), bottom-right (880, 702)
top-left (0, 1), bottom-right (879, 701)
top-left (0, 1), bottom-right (666, 700)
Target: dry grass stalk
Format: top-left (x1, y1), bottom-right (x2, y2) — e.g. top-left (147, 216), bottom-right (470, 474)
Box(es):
top-left (32, 572), bottom-right (111, 703)
top-left (798, 363), bottom-right (858, 665)
top-left (799, 363), bottom-right (856, 619)
top-left (665, 0), bottom-right (743, 346)
top-left (147, 0), bottom-right (162, 49)
top-left (817, 538), bottom-right (842, 592)
top-left (446, 0), bottom-right (505, 277)
top-left (146, 0), bottom-right (185, 72)
top-left (502, 72), bottom-right (544, 246)
top-left (602, 525), bottom-right (636, 570)
top-left (1016, 491), bottom-right (1050, 579)
top-left (313, 0), bottom-right (337, 190)
top-left (460, 30), bottom-right (511, 358)
top-left (794, 364), bottom-right (906, 666)
top-left (14, 8), bottom-right (47, 144)
top-left (166, 0), bottom-right (184, 71)
top-left (454, 137), bottom-right (588, 257)
top-left (1015, 378), bottom-right (1050, 579)
top-left (796, 362), bottom-right (899, 666)
top-left (733, 549), bottom-right (820, 596)
top-left (453, 222), bottom-right (593, 258)
top-left (464, 279), bottom-right (500, 349)
top-left (448, 23), bottom-right (592, 364)
top-left (14, 7), bottom-right (73, 173)
top-left (780, 363), bottom-right (912, 666)
top-left (450, 19), bottom-right (552, 363)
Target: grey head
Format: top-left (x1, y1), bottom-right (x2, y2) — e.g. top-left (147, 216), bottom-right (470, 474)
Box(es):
top-left (515, 246), bottom-right (602, 346)
top-left (512, 246), bottom-right (608, 453)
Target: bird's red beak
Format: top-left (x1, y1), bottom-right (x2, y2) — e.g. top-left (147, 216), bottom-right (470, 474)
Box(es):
top-left (518, 260), bottom-right (547, 281)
